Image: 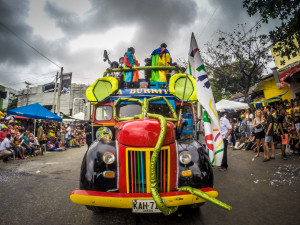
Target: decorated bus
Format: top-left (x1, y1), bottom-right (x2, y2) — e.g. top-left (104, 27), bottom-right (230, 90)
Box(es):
top-left (70, 65), bottom-right (231, 215)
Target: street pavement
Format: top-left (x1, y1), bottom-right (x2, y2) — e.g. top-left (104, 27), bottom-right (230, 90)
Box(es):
top-left (0, 145), bottom-right (299, 225)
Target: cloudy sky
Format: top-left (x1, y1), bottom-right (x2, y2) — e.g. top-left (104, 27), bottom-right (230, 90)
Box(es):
top-left (0, 0), bottom-right (279, 90)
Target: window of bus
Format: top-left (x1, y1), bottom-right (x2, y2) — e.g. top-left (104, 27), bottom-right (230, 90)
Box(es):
top-left (95, 105), bottom-right (113, 121)
top-left (148, 103), bottom-right (173, 118)
top-left (118, 103), bottom-right (142, 118)
top-left (175, 105), bottom-right (193, 116)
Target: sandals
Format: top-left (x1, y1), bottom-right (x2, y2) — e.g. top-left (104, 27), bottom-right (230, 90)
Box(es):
top-left (255, 154), bottom-right (259, 158)
top-left (263, 158), bottom-right (270, 162)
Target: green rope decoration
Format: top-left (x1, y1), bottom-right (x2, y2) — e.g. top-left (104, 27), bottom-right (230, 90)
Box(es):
top-left (179, 186), bottom-right (232, 211)
top-left (113, 96), bottom-right (232, 215)
top-left (103, 66), bottom-right (182, 77)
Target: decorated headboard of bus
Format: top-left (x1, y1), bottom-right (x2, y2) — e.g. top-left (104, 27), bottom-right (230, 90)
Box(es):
top-left (168, 73), bottom-right (197, 101)
top-left (85, 68), bottom-right (197, 103)
top-left (86, 77), bottom-right (118, 104)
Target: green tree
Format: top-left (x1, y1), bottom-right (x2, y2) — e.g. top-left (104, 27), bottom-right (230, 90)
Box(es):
top-left (243, 0), bottom-right (300, 64)
top-left (202, 23), bottom-right (272, 109)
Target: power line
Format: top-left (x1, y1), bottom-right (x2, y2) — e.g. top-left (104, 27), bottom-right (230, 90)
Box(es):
top-left (1, 73), bottom-right (57, 86)
top-left (0, 22), bottom-right (61, 68)
top-left (198, 6), bottom-right (219, 42)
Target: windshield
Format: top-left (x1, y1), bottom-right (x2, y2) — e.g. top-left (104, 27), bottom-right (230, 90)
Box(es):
top-left (176, 105), bottom-right (193, 115)
top-left (95, 105), bottom-right (113, 121)
top-left (118, 104), bottom-right (142, 118)
top-left (148, 103), bottom-right (173, 118)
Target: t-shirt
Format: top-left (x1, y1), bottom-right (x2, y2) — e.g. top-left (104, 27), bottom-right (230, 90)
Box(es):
top-left (0, 137), bottom-right (11, 151)
top-left (277, 115), bottom-right (287, 134)
top-left (246, 114), bottom-right (254, 126)
top-left (55, 141), bottom-right (59, 149)
top-left (220, 117), bottom-right (232, 140)
top-left (266, 113), bottom-right (274, 136)
top-left (0, 131), bottom-right (8, 142)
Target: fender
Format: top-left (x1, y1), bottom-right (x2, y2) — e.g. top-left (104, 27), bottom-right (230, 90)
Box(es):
top-left (80, 140), bottom-right (118, 191)
top-left (177, 139), bottom-right (213, 189)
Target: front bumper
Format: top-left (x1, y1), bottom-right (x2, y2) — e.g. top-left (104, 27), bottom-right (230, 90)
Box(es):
top-left (70, 187), bottom-right (218, 208)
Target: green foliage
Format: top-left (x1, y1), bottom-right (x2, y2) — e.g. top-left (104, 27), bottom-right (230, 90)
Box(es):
top-left (202, 24), bottom-right (271, 108)
top-left (243, 0), bottom-right (300, 64)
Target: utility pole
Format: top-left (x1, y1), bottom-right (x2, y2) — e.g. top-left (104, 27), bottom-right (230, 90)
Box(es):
top-left (52, 72), bottom-right (58, 113)
top-left (57, 67), bottom-right (63, 116)
top-left (25, 81), bottom-right (32, 106)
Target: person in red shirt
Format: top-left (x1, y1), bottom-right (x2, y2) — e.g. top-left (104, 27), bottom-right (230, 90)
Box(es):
top-left (0, 126), bottom-right (8, 143)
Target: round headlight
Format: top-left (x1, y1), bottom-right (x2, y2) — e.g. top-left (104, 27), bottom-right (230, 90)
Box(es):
top-left (179, 151), bottom-right (192, 165)
top-left (102, 151), bottom-right (115, 165)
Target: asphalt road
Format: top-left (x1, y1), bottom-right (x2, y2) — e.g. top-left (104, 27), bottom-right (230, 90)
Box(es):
top-left (0, 145), bottom-right (299, 225)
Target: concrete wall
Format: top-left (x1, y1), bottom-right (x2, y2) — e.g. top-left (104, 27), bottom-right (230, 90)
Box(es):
top-left (17, 83), bottom-right (88, 116)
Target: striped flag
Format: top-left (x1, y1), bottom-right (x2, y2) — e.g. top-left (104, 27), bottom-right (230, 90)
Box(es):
top-left (188, 32), bottom-right (224, 166)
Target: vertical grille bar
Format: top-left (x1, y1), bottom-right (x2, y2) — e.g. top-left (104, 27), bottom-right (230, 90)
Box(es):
top-left (134, 151), bottom-right (137, 193)
top-left (160, 150), bottom-right (163, 192)
top-left (164, 149), bottom-right (166, 192)
top-left (140, 151), bottom-right (145, 193)
top-left (127, 148), bottom-right (170, 194)
top-left (137, 151), bottom-right (140, 193)
top-left (130, 151), bottom-right (134, 193)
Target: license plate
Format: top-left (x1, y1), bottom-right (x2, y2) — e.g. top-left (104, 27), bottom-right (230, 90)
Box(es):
top-left (132, 199), bottom-right (162, 213)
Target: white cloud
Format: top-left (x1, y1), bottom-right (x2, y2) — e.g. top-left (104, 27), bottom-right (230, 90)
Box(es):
top-left (69, 26), bottom-right (138, 52)
top-left (27, 0), bottom-right (64, 40)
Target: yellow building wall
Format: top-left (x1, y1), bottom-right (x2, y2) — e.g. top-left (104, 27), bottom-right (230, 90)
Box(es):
top-left (270, 38), bottom-right (300, 70)
top-left (255, 77), bottom-right (291, 106)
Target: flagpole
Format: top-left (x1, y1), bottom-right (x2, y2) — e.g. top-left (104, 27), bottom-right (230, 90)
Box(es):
top-left (177, 73), bottom-right (189, 126)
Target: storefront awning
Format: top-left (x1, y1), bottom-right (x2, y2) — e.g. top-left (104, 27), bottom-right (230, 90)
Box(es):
top-left (251, 91), bottom-right (288, 104)
top-left (279, 62), bottom-right (300, 82)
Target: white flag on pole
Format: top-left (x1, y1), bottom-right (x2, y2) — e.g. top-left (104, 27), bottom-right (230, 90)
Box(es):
top-left (188, 32), bottom-right (224, 166)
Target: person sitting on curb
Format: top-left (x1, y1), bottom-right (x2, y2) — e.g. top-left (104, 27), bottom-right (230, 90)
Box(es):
top-left (242, 132), bottom-right (256, 151)
top-left (233, 132), bottom-right (247, 150)
top-left (0, 134), bottom-right (13, 162)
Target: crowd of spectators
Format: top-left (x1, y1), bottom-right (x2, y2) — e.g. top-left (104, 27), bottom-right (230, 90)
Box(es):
top-left (0, 117), bottom-right (87, 162)
top-left (226, 96), bottom-right (300, 161)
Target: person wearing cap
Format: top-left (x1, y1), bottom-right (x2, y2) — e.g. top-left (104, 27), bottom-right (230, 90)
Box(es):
top-left (0, 125), bottom-right (8, 143)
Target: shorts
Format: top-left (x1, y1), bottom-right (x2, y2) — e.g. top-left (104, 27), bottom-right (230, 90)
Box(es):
top-left (281, 134), bottom-right (288, 145)
top-left (265, 136), bottom-right (273, 143)
top-left (254, 131), bottom-right (265, 139)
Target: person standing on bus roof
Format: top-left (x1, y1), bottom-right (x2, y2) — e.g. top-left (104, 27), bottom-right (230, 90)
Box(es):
top-left (151, 43), bottom-right (171, 82)
top-left (124, 47), bottom-right (138, 82)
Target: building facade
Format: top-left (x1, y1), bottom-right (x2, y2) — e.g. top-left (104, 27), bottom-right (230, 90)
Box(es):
top-left (270, 38), bottom-right (300, 99)
top-left (0, 85), bottom-right (18, 111)
top-left (17, 83), bottom-right (88, 116)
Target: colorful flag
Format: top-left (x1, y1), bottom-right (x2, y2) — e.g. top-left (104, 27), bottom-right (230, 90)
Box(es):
top-left (188, 32), bottom-right (224, 166)
top-left (61, 73), bottom-right (72, 95)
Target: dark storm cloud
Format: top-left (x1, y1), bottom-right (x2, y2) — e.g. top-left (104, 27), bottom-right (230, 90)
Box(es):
top-left (45, 0), bottom-right (199, 43)
top-left (207, 0), bottom-right (280, 35)
top-left (0, 0), bottom-right (34, 66)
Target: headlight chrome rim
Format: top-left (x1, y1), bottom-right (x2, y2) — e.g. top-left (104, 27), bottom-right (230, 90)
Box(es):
top-left (179, 151), bottom-right (192, 165)
top-left (102, 151), bottom-right (115, 165)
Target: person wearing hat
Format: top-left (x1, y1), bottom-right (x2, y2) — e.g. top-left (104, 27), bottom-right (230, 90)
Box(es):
top-left (0, 125), bottom-right (8, 143)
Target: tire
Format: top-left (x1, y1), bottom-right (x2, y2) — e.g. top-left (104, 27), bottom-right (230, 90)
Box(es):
top-left (85, 205), bottom-right (107, 214)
